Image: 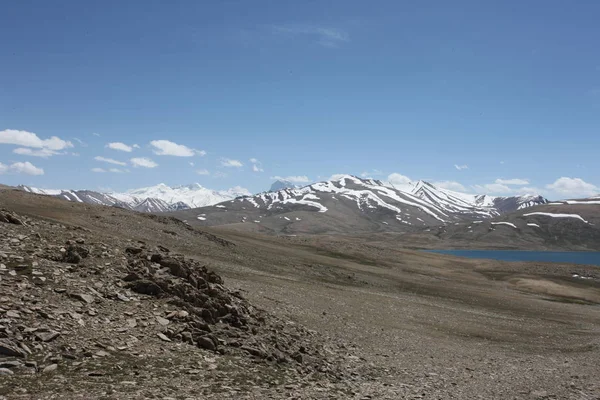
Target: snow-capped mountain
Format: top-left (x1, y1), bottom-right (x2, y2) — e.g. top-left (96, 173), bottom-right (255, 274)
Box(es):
top-left (17, 183), bottom-right (251, 213)
top-left (173, 175), bottom-right (548, 234)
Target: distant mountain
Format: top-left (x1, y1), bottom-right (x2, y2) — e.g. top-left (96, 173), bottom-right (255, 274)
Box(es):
top-left (173, 175), bottom-right (548, 234)
top-left (270, 179), bottom-right (300, 192)
top-left (18, 183), bottom-right (251, 213)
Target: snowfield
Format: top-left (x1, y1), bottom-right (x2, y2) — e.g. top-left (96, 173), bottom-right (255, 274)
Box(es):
top-left (523, 212), bottom-right (589, 224)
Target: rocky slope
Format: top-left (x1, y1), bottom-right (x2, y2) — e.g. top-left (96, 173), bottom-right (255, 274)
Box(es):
top-left (17, 183), bottom-right (251, 213)
top-left (0, 197), bottom-right (362, 398)
top-left (173, 175), bottom-right (547, 234)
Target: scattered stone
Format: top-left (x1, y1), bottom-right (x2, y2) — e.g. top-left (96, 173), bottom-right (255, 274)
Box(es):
top-left (36, 331), bottom-right (60, 342)
top-left (0, 339), bottom-right (26, 357)
top-left (42, 364), bottom-right (58, 373)
top-left (196, 336), bottom-right (216, 351)
top-left (0, 367), bottom-right (14, 375)
top-left (6, 310), bottom-right (20, 318)
top-left (157, 333), bottom-right (171, 342)
top-left (156, 316), bottom-right (170, 326)
top-left (0, 360), bottom-right (23, 369)
top-left (69, 293), bottom-right (95, 304)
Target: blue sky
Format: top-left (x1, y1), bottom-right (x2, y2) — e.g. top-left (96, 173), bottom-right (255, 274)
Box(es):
top-left (1, 0), bottom-right (599, 199)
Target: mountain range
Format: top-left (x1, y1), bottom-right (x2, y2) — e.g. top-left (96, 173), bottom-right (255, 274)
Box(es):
top-left (171, 175), bottom-right (549, 234)
top-left (18, 183), bottom-right (251, 213)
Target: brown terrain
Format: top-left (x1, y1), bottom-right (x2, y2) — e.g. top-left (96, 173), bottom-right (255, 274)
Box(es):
top-left (1, 187), bottom-right (600, 399)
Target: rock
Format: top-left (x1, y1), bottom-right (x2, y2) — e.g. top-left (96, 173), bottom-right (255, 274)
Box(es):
top-left (54, 288), bottom-right (67, 293)
top-left (157, 333), bottom-right (171, 342)
top-left (42, 364), bottom-right (58, 373)
top-left (292, 352), bottom-right (303, 363)
top-left (167, 310), bottom-right (189, 319)
top-left (75, 238), bottom-right (85, 244)
top-left (6, 310), bottom-right (20, 318)
top-left (156, 316), bottom-right (170, 326)
top-left (242, 346), bottom-right (267, 358)
top-left (126, 318), bottom-right (137, 328)
top-left (0, 367), bottom-right (14, 375)
top-left (125, 247), bottom-right (143, 255)
top-left (70, 293), bottom-right (95, 304)
top-left (95, 350), bottom-right (109, 357)
top-left (125, 280), bottom-right (162, 296)
top-left (36, 331), bottom-right (60, 342)
top-left (0, 360), bottom-right (23, 369)
top-left (196, 336), bottom-right (216, 351)
top-left (0, 339), bottom-right (26, 357)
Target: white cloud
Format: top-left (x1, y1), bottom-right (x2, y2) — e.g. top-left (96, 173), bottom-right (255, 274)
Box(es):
top-left (92, 168), bottom-right (106, 173)
top-left (473, 183), bottom-right (512, 194)
top-left (271, 175), bottom-right (310, 183)
top-left (249, 158), bottom-right (263, 172)
top-left (94, 156), bottom-right (127, 166)
top-left (109, 168), bottom-right (127, 173)
top-left (213, 171), bottom-right (228, 178)
top-left (454, 164), bottom-right (468, 171)
top-left (133, 144), bottom-right (140, 149)
top-left (360, 169), bottom-right (383, 178)
top-left (106, 142), bottom-right (133, 152)
top-left (273, 25), bottom-right (349, 47)
top-left (0, 161), bottom-right (44, 176)
top-left (329, 173), bottom-right (349, 181)
top-left (433, 180), bottom-right (467, 192)
top-left (546, 177), bottom-right (599, 198)
top-left (13, 148), bottom-right (61, 158)
top-left (92, 132), bottom-right (101, 137)
top-left (387, 173), bottom-right (412, 186)
top-left (495, 178), bottom-right (529, 185)
top-left (0, 129), bottom-right (73, 151)
top-left (189, 162), bottom-right (195, 167)
top-left (196, 169), bottom-right (210, 175)
top-left (220, 158), bottom-right (243, 167)
top-left (150, 140), bottom-right (200, 157)
top-left (130, 157), bottom-right (158, 168)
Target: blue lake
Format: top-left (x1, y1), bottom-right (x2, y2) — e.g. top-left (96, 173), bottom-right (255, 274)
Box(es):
top-left (426, 250), bottom-right (600, 267)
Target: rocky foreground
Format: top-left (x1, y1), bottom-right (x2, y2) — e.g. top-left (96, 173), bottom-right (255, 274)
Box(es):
top-left (0, 208), bottom-right (369, 399)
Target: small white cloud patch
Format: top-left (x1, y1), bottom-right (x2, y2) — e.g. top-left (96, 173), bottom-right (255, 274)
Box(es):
top-left (221, 158), bottom-right (243, 167)
top-left (0, 161), bottom-right (44, 176)
top-left (94, 156), bottom-right (127, 166)
top-left (130, 157), bottom-right (158, 168)
top-left (454, 164), bottom-right (468, 171)
top-left (106, 142), bottom-right (133, 152)
top-left (150, 140), bottom-right (199, 157)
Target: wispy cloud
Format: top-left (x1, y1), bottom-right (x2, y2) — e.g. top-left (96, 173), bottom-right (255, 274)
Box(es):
top-left (454, 164), bottom-right (469, 171)
top-left (271, 175), bottom-right (310, 183)
top-left (73, 137), bottom-right (88, 147)
top-left (13, 148), bottom-right (64, 158)
top-left (196, 169), bottom-right (210, 175)
top-left (250, 158), bottom-right (263, 172)
top-left (433, 180), bottom-right (467, 192)
top-left (360, 169), bottom-right (383, 178)
top-left (150, 140), bottom-right (203, 157)
top-left (94, 156), bottom-right (127, 166)
top-left (130, 157), bottom-right (158, 168)
top-left (495, 178), bottom-right (529, 185)
top-left (272, 24), bottom-right (349, 47)
top-left (220, 158), bottom-right (243, 167)
top-left (106, 142), bottom-right (134, 152)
